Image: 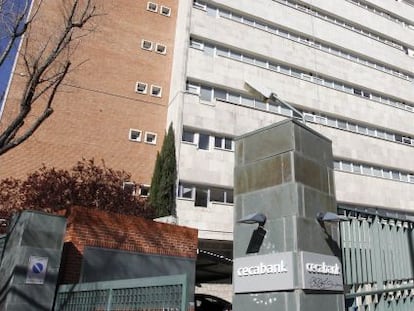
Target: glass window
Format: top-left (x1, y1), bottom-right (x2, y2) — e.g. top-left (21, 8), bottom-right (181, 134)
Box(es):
top-left (198, 133), bottom-right (210, 150)
top-left (348, 123), bottom-right (357, 132)
top-left (255, 100), bottom-right (267, 110)
top-left (342, 162), bottom-right (352, 172)
top-left (214, 88), bottom-right (227, 100)
top-left (210, 188), bottom-right (224, 202)
top-left (373, 167), bottom-right (382, 177)
top-left (228, 93), bottom-right (240, 104)
top-left (204, 44), bottom-right (214, 56)
top-left (243, 18), bottom-right (254, 26)
top-left (357, 125), bottom-right (367, 134)
top-left (214, 136), bottom-right (222, 148)
top-left (243, 55), bottom-right (254, 64)
top-left (230, 50), bottom-right (242, 60)
top-left (187, 83), bottom-right (199, 94)
top-left (200, 86), bottom-right (212, 101)
top-left (377, 130), bottom-right (386, 139)
top-left (206, 6), bottom-right (216, 16)
top-left (362, 165), bottom-right (372, 175)
top-left (216, 47), bottom-right (229, 57)
top-left (269, 102), bottom-right (280, 113)
top-left (241, 96), bottom-right (254, 107)
top-left (291, 69), bottom-right (301, 78)
top-left (226, 190), bottom-right (234, 203)
top-left (195, 187), bottom-right (208, 207)
top-left (269, 63), bottom-right (279, 71)
top-left (338, 120), bottom-right (347, 129)
top-left (182, 130), bottom-right (195, 143)
top-left (224, 137), bottom-right (232, 150)
top-left (280, 66), bottom-right (290, 74)
top-left (181, 185), bottom-right (193, 199)
top-left (255, 59), bottom-right (267, 68)
top-left (392, 171), bottom-right (400, 180)
top-left (327, 117), bottom-right (336, 127)
top-left (232, 13), bottom-right (242, 22)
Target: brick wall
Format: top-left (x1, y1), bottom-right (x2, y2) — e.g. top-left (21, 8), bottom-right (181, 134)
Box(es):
top-left (59, 206), bottom-right (198, 284)
top-left (0, 0), bottom-right (178, 184)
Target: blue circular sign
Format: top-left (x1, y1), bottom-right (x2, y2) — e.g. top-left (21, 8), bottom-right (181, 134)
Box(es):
top-left (32, 262), bottom-right (44, 274)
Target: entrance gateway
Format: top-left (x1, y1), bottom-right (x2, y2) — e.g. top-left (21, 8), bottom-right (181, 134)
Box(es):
top-left (233, 120), bottom-right (344, 310)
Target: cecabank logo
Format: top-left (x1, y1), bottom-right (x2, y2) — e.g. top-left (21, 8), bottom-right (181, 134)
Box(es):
top-left (237, 260), bottom-right (288, 277)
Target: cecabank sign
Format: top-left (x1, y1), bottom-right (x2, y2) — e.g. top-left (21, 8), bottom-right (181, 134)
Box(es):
top-left (233, 252), bottom-right (295, 293)
top-left (233, 252), bottom-right (344, 293)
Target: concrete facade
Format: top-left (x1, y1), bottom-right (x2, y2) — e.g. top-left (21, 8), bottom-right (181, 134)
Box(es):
top-left (169, 0), bottom-right (414, 242)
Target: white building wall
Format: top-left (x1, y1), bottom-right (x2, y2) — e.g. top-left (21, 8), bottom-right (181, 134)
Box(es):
top-left (169, 0), bottom-right (414, 240)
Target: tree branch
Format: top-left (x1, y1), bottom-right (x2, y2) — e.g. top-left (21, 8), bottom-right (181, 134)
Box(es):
top-left (0, 0), bottom-right (98, 156)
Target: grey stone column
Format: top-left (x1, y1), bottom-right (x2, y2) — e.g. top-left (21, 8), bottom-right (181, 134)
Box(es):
top-left (0, 211), bottom-right (67, 311)
top-left (233, 120), bottom-right (344, 311)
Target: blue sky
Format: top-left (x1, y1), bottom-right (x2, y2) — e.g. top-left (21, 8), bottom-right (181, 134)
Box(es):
top-left (0, 0), bottom-right (30, 110)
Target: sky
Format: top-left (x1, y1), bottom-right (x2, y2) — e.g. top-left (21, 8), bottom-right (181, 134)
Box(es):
top-left (0, 0), bottom-right (30, 111)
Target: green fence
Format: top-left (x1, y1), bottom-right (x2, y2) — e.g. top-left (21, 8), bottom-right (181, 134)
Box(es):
top-left (339, 206), bottom-right (414, 311)
top-left (54, 274), bottom-right (188, 311)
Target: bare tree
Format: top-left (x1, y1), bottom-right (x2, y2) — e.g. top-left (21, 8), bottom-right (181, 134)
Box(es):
top-left (0, 0), bottom-right (97, 156)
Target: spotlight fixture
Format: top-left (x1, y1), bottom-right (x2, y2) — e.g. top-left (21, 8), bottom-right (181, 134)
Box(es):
top-left (238, 212), bottom-right (267, 254)
top-left (237, 212), bottom-right (267, 227)
top-left (316, 212), bottom-right (348, 223)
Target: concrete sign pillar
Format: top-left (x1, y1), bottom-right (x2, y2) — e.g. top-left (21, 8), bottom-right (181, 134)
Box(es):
top-left (233, 120), bottom-right (344, 311)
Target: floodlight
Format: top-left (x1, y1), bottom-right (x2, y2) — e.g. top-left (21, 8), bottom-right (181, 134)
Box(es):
top-left (237, 212), bottom-right (267, 227)
top-left (316, 212), bottom-right (348, 223)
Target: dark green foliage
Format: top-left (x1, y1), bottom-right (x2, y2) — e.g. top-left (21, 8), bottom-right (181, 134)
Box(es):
top-left (149, 152), bottom-right (162, 210)
top-left (150, 124), bottom-right (177, 217)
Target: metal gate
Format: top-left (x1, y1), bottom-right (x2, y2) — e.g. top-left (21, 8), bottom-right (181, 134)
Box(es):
top-left (339, 205), bottom-right (414, 311)
top-left (54, 274), bottom-right (188, 311)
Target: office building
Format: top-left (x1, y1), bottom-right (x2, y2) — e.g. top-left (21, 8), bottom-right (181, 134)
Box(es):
top-left (1, 0), bottom-right (414, 304)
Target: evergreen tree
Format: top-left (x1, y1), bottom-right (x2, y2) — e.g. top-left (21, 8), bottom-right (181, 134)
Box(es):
top-left (149, 152), bottom-right (162, 211)
top-left (149, 124), bottom-right (177, 217)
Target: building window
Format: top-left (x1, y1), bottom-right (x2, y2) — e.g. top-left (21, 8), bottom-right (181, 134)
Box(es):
top-left (178, 183), bottom-right (234, 206)
top-left (155, 43), bottom-right (167, 54)
top-left (145, 132), bottom-right (157, 144)
top-left (135, 82), bottom-right (148, 94)
top-left (123, 182), bottom-right (136, 195)
top-left (198, 133), bottom-right (210, 150)
top-left (147, 2), bottom-right (158, 12)
top-left (129, 129), bottom-right (142, 142)
top-left (180, 184), bottom-right (194, 199)
top-left (182, 130), bottom-right (195, 143)
top-left (214, 136), bottom-right (233, 150)
top-left (141, 40), bottom-right (153, 51)
top-left (139, 185), bottom-right (150, 196)
top-left (160, 5), bottom-right (171, 16)
top-left (150, 85), bottom-right (162, 97)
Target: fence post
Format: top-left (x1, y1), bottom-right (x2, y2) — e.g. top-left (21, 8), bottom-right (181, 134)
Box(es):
top-left (106, 288), bottom-right (113, 311)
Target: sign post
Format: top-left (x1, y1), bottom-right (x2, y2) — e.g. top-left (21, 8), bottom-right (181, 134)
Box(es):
top-left (233, 120), bottom-right (344, 310)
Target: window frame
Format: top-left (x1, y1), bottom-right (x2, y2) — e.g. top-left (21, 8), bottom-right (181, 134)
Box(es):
top-left (155, 43), bottom-right (167, 55)
top-left (141, 39), bottom-right (153, 51)
top-left (144, 132), bottom-right (157, 145)
top-left (135, 82), bottom-right (148, 94)
top-left (129, 129), bottom-right (142, 142)
top-left (146, 2), bottom-right (158, 12)
top-left (139, 184), bottom-right (150, 197)
top-left (160, 5), bottom-right (171, 16)
top-left (150, 85), bottom-right (162, 97)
